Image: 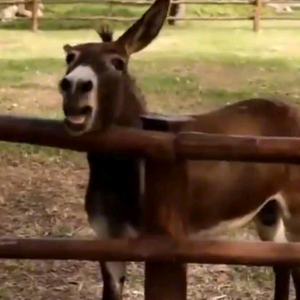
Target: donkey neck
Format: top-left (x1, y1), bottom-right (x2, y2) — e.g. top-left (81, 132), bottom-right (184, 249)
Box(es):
top-left (115, 75), bottom-right (148, 128)
top-left (86, 77), bottom-right (145, 230)
top-left (86, 75), bottom-right (146, 210)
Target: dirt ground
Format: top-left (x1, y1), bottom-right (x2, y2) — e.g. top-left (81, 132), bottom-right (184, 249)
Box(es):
top-left (0, 153), bottom-right (281, 300)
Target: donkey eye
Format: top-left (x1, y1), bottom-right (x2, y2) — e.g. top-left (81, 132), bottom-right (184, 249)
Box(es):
top-left (111, 58), bottom-right (125, 71)
top-left (66, 53), bottom-right (75, 64)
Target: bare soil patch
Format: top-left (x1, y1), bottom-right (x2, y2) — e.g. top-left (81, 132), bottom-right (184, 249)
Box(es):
top-left (0, 152), bottom-right (286, 300)
top-left (0, 74), bottom-right (61, 115)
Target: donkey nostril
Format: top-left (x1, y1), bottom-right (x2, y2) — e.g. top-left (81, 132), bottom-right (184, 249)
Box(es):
top-left (80, 80), bottom-right (93, 93)
top-left (59, 77), bottom-right (71, 92)
top-left (80, 106), bottom-right (92, 115)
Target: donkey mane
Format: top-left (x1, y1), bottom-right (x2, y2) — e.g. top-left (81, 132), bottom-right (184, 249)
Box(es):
top-left (96, 24), bottom-right (114, 42)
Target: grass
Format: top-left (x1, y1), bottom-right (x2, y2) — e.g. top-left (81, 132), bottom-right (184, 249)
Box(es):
top-left (1, 21), bottom-right (300, 299)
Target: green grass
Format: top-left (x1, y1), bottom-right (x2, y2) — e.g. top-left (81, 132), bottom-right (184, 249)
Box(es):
top-left (1, 21), bottom-right (300, 160)
top-left (0, 58), bottom-right (63, 85)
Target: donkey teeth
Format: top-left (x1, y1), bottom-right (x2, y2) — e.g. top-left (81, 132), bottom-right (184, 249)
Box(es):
top-left (67, 115), bottom-right (86, 124)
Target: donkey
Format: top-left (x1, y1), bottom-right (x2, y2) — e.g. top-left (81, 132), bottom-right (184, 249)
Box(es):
top-left (58, 0), bottom-right (300, 298)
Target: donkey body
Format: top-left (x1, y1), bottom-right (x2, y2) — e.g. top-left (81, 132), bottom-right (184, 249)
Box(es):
top-left (58, 0), bottom-right (300, 299)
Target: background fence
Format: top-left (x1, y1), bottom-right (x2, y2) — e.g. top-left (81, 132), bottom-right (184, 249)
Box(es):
top-left (1, 0), bottom-right (300, 32)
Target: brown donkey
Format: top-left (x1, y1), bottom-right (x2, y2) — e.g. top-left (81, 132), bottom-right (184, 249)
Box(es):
top-left (58, 0), bottom-right (300, 298)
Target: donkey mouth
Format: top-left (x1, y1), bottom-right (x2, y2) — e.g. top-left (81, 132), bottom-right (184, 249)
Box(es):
top-left (63, 106), bottom-right (92, 134)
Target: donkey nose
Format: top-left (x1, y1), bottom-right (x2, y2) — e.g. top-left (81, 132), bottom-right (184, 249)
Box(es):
top-left (79, 80), bottom-right (93, 93)
top-left (59, 77), bottom-right (72, 93)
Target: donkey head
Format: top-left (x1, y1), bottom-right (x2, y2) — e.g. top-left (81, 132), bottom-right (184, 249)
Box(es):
top-left (58, 0), bottom-right (170, 136)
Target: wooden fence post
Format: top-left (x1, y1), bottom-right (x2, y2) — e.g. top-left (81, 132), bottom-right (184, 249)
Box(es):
top-left (253, 0), bottom-right (262, 32)
top-left (141, 114), bottom-right (192, 300)
top-left (32, 0), bottom-right (39, 32)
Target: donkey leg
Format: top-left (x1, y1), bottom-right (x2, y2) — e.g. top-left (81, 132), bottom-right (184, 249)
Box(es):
top-left (255, 199), bottom-right (291, 300)
top-left (273, 267), bottom-right (291, 300)
top-left (291, 268), bottom-right (300, 300)
top-left (89, 216), bottom-right (134, 300)
top-left (283, 213), bottom-right (300, 298)
top-left (100, 261), bottom-right (126, 300)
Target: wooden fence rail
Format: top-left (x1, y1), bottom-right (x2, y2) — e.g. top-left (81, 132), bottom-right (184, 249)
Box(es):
top-left (2, 237), bottom-right (300, 267)
top-left (1, 0), bottom-right (299, 32)
top-left (2, 114), bottom-right (300, 163)
top-left (2, 113), bottom-right (300, 300)
top-left (0, 0), bottom-right (254, 6)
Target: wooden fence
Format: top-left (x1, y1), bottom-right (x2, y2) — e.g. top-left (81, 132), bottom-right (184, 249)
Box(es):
top-left (2, 0), bottom-right (300, 32)
top-left (2, 113), bottom-right (300, 299)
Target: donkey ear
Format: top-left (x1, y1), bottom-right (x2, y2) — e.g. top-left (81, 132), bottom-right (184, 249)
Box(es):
top-left (116, 0), bottom-right (170, 55)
